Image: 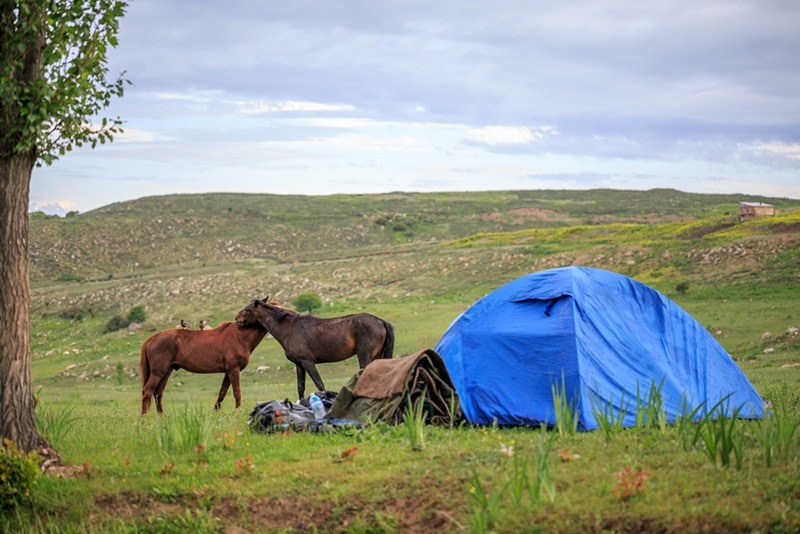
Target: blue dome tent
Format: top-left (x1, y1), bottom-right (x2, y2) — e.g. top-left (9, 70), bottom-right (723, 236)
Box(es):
top-left (435, 266), bottom-right (764, 429)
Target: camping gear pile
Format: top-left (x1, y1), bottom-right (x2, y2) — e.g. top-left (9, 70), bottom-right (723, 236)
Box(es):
top-left (248, 349), bottom-right (461, 432)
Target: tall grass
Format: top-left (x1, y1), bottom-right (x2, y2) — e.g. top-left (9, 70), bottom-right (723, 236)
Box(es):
top-left (634, 378), bottom-right (667, 431)
top-left (589, 378), bottom-right (667, 437)
top-left (588, 388), bottom-right (631, 441)
top-left (532, 431), bottom-right (556, 504)
top-left (155, 404), bottom-right (214, 455)
top-left (751, 401), bottom-right (800, 467)
top-left (698, 400), bottom-right (745, 469)
top-left (551, 373), bottom-right (578, 437)
top-left (589, 382), bottom-right (795, 473)
top-left (403, 392), bottom-right (427, 451)
top-left (466, 469), bottom-right (503, 533)
top-left (674, 395), bottom-right (709, 452)
top-left (35, 405), bottom-right (77, 449)
top-left (465, 431), bottom-right (556, 534)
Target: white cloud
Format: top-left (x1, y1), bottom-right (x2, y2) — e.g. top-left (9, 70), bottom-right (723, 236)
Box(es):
top-left (321, 133), bottom-right (422, 151)
top-left (467, 125), bottom-right (557, 146)
top-left (115, 126), bottom-right (158, 143)
top-left (236, 100), bottom-right (356, 114)
top-left (751, 142), bottom-right (800, 161)
top-left (153, 90), bottom-right (222, 103)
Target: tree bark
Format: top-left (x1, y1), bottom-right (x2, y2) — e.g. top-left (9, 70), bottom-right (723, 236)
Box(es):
top-left (0, 153), bottom-right (41, 452)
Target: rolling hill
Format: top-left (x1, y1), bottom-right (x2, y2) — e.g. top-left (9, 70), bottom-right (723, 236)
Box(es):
top-left (29, 188), bottom-right (799, 297)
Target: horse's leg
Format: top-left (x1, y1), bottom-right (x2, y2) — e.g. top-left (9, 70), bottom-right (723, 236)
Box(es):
top-left (356, 328), bottom-right (388, 367)
top-left (295, 365), bottom-right (307, 400)
top-left (153, 370), bottom-right (172, 415)
top-left (300, 360), bottom-right (326, 396)
top-left (141, 373), bottom-right (164, 415)
top-left (215, 373), bottom-right (231, 411)
top-left (228, 368), bottom-right (243, 409)
top-left (141, 390), bottom-right (151, 415)
top-left (356, 349), bottom-right (374, 369)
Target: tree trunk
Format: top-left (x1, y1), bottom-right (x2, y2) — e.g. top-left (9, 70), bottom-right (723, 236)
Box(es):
top-left (0, 154), bottom-right (55, 463)
top-left (0, 1), bottom-right (57, 465)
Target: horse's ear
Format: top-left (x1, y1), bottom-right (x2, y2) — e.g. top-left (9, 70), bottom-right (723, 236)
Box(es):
top-left (261, 296), bottom-right (270, 304)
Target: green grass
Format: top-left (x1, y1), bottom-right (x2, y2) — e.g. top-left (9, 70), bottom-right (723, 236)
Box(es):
top-left (8, 391), bottom-right (800, 532)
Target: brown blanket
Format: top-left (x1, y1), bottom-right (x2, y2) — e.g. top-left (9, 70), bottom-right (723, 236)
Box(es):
top-left (352, 350), bottom-right (429, 399)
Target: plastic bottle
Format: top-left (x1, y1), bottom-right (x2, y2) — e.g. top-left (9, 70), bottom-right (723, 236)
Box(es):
top-left (310, 394), bottom-right (326, 420)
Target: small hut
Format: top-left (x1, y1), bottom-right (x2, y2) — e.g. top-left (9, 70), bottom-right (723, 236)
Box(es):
top-left (739, 202), bottom-right (774, 221)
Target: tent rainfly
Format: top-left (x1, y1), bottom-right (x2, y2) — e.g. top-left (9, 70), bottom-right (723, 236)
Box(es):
top-left (435, 266), bottom-right (764, 430)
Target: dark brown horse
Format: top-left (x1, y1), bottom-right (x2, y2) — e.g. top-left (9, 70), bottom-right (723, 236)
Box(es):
top-left (140, 321), bottom-right (268, 414)
top-left (236, 298), bottom-right (394, 399)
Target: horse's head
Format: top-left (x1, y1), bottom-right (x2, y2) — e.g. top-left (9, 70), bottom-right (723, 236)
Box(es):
top-left (235, 299), bottom-right (263, 328)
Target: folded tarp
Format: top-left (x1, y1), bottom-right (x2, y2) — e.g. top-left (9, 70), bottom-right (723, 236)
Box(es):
top-left (328, 348), bottom-right (462, 426)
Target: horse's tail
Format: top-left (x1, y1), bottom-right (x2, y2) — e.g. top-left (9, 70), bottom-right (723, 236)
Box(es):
top-left (140, 338), bottom-right (150, 387)
top-left (379, 321), bottom-right (395, 359)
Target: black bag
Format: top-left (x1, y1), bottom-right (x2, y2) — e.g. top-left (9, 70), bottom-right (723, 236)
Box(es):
top-left (248, 399), bottom-right (315, 433)
top-left (248, 393), bottom-right (362, 434)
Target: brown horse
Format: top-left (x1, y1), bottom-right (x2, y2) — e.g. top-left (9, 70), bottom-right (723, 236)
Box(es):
top-left (140, 321), bottom-right (268, 414)
top-left (236, 298), bottom-right (394, 399)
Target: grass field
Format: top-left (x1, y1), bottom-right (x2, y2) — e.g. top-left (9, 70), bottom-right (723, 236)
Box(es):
top-left (5, 190), bottom-right (799, 532)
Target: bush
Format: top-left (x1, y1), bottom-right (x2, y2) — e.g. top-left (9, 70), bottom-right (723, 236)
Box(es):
top-left (292, 292), bottom-right (323, 313)
top-left (0, 440), bottom-right (41, 509)
top-left (60, 305), bottom-right (91, 321)
top-left (105, 315), bottom-right (128, 332)
top-left (56, 273), bottom-right (84, 282)
top-left (127, 306), bottom-right (146, 324)
top-left (675, 282), bottom-right (690, 294)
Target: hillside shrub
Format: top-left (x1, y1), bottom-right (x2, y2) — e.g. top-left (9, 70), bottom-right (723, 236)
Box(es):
top-left (292, 293), bottom-right (322, 313)
top-left (105, 315), bottom-right (128, 332)
top-left (56, 273), bottom-right (84, 282)
top-left (127, 306), bottom-right (146, 324)
top-left (0, 440), bottom-right (41, 509)
top-left (60, 305), bottom-right (91, 321)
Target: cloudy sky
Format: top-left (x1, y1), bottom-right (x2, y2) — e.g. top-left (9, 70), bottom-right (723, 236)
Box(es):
top-left (30, 0), bottom-right (800, 214)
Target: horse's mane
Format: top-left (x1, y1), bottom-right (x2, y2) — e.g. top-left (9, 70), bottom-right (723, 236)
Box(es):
top-left (263, 300), bottom-right (299, 315)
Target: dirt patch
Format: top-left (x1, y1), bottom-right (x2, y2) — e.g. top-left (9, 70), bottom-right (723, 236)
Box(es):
top-left (463, 207), bottom-right (559, 222)
top-left (507, 207), bottom-right (559, 220)
top-left (242, 493), bottom-right (459, 533)
top-left (92, 491), bottom-right (162, 523)
top-left (45, 464), bottom-right (87, 478)
top-left (683, 223), bottom-right (736, 240)
top-left (588, 213), bottom-right (694, 225)
top-left (773, 222), bottom-right (800, 234)
top-left (88, 486), bottom-right (463, 533)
